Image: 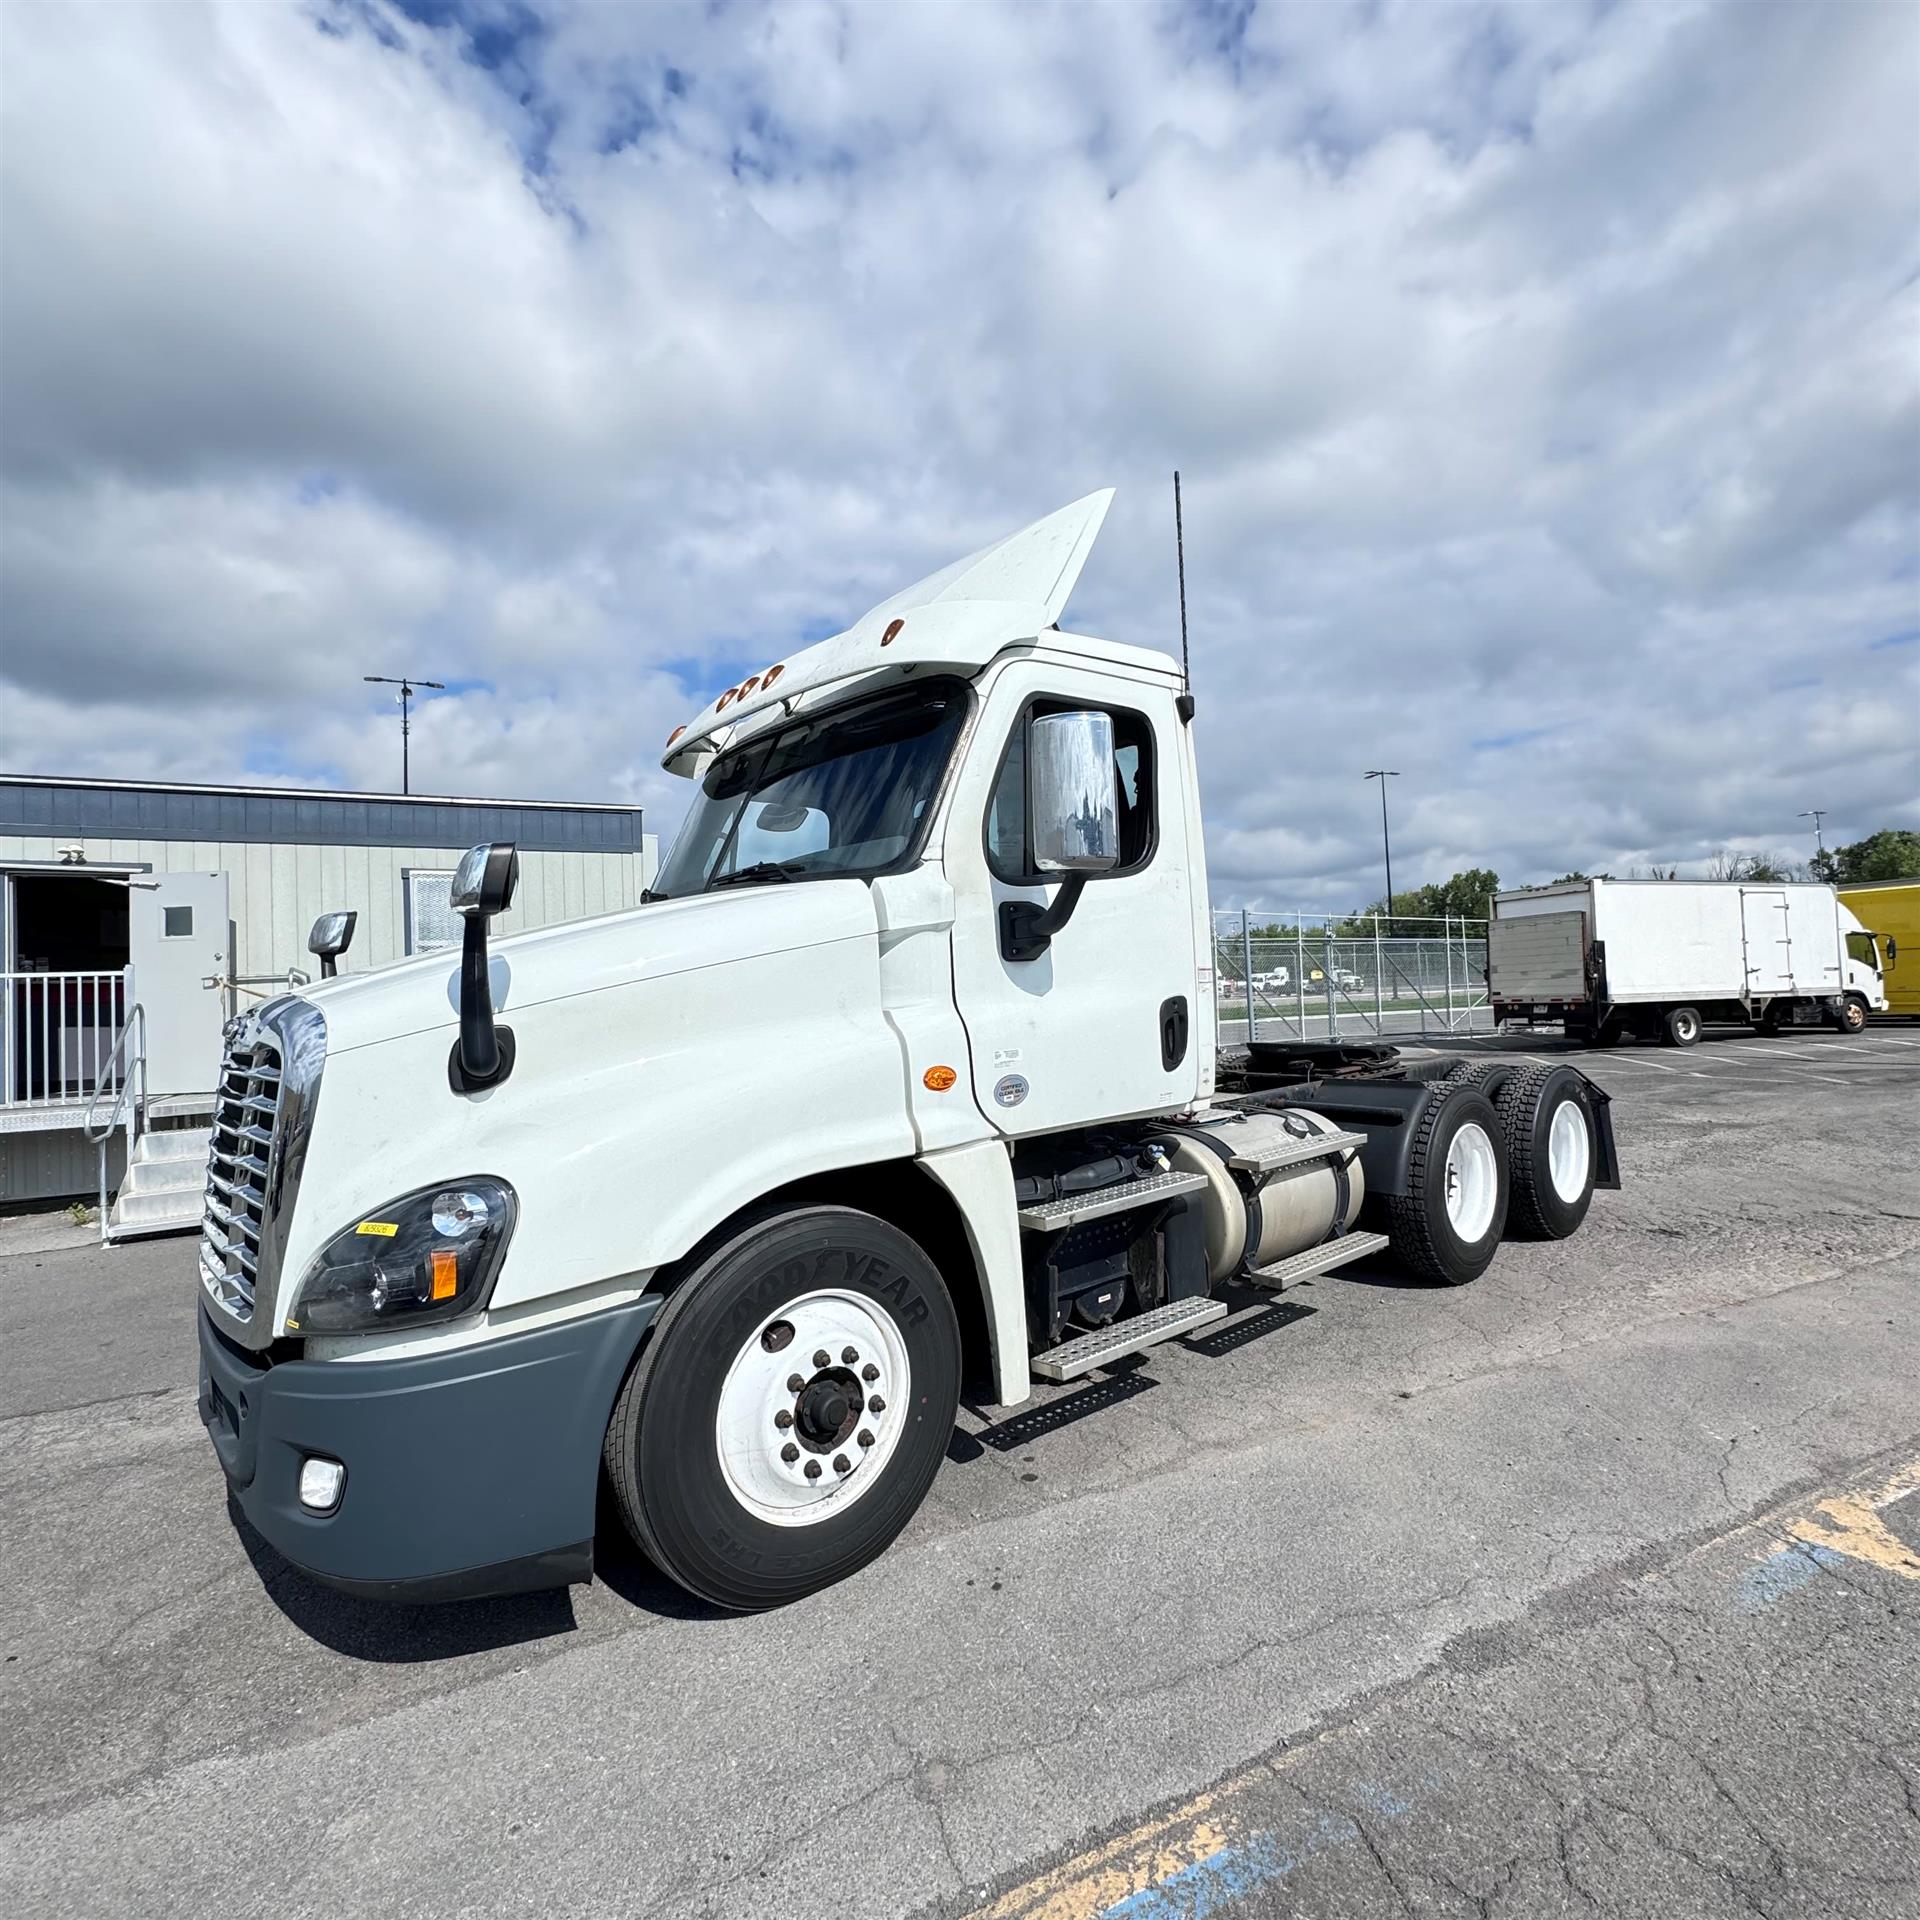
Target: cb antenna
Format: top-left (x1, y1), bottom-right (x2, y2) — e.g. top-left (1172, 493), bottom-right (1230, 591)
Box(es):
top-left (1173, 470), bottom-right (1195, 722)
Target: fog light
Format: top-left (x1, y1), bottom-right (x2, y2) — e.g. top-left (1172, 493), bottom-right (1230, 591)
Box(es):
top-left (298, 1456), bottom-right (346, 1512)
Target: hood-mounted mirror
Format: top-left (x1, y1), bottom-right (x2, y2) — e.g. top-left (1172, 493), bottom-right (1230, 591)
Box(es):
top-left (449, 842), bottom-right (519, 1093)
top-left (307, 910), bottom-right (357, 979)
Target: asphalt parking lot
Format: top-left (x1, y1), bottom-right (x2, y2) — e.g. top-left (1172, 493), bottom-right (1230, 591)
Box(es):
top-left (3, 1025), bottom-right (1917, 1918)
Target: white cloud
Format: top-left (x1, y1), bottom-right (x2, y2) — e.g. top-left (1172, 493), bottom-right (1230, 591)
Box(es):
top-left (1, 0), bottom-right (1914, 898)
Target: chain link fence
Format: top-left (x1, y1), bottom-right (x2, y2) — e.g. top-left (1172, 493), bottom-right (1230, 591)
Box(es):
top-left (1212, 909), bottom-right (1492, 1043)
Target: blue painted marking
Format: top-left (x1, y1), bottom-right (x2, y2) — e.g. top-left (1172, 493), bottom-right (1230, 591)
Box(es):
top-left (1103, 1791), bottom-right (1412, 1919)
top-left (1101, 1818), bottom-right (1350, 1920)
top-left (1738, 1540), bottom-right (1846, 1610)
top-left (1352, 1782), bottom-right (1413, 1818)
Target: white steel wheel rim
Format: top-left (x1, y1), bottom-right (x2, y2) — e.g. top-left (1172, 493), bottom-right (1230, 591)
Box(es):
top-left (1444, 1122), bottom-right (1500, 1245)
top-left (1547, 1097), bottom-right (1591, 1203)
top-left (715, 1289), bottom-right (911, 1529)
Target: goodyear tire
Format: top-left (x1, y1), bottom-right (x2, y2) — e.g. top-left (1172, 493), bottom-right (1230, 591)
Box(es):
top-left (1663, 1006), bottom-right (1702, 1047)
top-left (603, 1205), bottom-right (960, 1610)
top-left (1386, 1087), bottom-right (1509, 1286)
top-left (1492, 1065), bottom-right (1598, 1239)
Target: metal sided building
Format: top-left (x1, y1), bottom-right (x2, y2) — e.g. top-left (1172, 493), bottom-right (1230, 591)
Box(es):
top-left (0, 775), bottom-right (659, 1210)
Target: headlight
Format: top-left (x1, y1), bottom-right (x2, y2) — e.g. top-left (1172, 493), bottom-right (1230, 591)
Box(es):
top-left (286, 1179), bottom-right (517, 1334)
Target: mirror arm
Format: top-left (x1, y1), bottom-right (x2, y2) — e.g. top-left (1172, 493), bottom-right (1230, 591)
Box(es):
top-left (999, 872), bottom-right (1088, 963)
top-left (449, 914), bottom-right (515, 1092)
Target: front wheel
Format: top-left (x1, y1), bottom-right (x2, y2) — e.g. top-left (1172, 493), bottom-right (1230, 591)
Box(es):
top-left (603, 1205), bottom-right (961, 1610)
top-left (1836, 996), bottom-right (1867, 1035)
top-left (1386, 1087), bottom-right (1510, 1285)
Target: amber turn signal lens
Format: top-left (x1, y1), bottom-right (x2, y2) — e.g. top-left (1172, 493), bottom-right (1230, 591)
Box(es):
top-left (429, 1248), bottom-right (459, 1301)
top-left (923, 1065), bottom-right (958, 1091)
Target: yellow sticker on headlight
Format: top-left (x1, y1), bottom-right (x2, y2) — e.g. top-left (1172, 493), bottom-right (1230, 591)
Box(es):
top-left (355, 1221), bottom-right (400, 1237)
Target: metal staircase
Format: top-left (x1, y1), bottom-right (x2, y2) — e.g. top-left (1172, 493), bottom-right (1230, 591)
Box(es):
top-left (83, 1006), bottom-right (212, 1244)
top-left (107, 1125), bottom-right (213, 1240)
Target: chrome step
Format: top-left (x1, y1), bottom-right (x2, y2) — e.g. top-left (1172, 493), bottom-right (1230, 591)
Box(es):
top-left (1245, 1229), bottom-right (1390, 1288)
top-left (1227, 1129), bottom-right (1365, 1175)
top-left (1017, 1169), bottom-right (1208, 1234)
top-left (1031, 1296), bottom-right (1228, 1382)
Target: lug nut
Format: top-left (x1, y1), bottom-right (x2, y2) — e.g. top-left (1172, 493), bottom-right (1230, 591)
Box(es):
top-left (862, 1364), bottom-right (879, 1383)
top-left (804, 1459), bottom-right (822, 1480)
top-left (813, 1349), bottom-right (831, 1368)
top-left (786, 1373), bottom-right (805, 1393)
top-left (858, 1430), bottom-right (875, 1449)
top-left (781, 1443), bottom-right (800, 1463)
top-left (774, 1410), bottom-right (794, 1430)
top-left (842, 1346), bottom-right (859, 1364)
top-left (833, 1454), bottom-right (851, 1474)
top-left (868, 1395), bottom-right (885, 1414)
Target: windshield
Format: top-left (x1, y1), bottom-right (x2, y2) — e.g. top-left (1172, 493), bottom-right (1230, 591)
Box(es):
top-left (653, 678), bottom-right (969, 898)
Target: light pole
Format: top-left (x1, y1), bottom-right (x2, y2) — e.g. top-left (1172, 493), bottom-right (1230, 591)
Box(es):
top-left (363, 674), bottom-right (445, 794)
top-left (1798, 808), bottom-right (1827, 855)
top-left (1365, 770), bottom-right (1400, 922)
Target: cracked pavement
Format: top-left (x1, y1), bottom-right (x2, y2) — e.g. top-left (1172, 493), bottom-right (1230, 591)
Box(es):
top-left (2, 1028), bottom-right (1917, 1917)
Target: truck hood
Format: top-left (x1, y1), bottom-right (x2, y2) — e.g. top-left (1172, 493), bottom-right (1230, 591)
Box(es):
top-left (300, 880), bottom-right (880, 1056)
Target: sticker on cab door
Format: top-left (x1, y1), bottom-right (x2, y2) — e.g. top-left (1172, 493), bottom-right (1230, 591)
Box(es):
top-left (993, 1074), bottom-right (1029, 1108)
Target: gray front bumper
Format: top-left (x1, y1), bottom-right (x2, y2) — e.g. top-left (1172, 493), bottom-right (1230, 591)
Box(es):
top-left (198, 1295), bottom-right (661, 1602)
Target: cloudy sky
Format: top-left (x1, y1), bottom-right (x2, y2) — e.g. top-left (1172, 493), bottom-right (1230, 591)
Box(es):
top-left (2, 0), bottom-right (1915, 906)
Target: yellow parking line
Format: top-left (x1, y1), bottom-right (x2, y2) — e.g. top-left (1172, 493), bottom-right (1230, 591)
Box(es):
top-left (1784, 1456), bottom-right (1920, 1582)
top-left (965, 1785), bottom-right (1247, 1920)
top-left (963, 1747), bottom-right (1335, 1920)
top-left (978, 1457), bottom-right (1920, 1920)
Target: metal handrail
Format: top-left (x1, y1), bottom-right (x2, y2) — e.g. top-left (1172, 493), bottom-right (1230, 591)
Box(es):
top-left (85, 1004), bottom-right (147, 1247)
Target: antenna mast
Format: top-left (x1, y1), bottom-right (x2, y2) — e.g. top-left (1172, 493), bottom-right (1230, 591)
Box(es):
top-left (1173, 471), bottom-right (1195, 721)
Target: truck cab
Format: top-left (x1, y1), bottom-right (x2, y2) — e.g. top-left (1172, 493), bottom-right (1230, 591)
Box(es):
top-left (197, 492), bottom-right (1619, 1610)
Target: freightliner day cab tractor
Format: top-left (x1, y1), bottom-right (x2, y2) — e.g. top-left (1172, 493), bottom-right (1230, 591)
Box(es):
top-left (197, 492), bottom-right (1620, 1611)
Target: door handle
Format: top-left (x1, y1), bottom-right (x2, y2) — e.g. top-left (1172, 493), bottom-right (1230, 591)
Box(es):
top-left (1159, 995), bottom-right (1189, 1071)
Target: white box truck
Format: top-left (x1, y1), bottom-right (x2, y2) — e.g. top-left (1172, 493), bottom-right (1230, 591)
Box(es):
top-left (1489, 878), bottom-right (1887, 1046)
top-left (196, 493), bottom-right (1620, 1611)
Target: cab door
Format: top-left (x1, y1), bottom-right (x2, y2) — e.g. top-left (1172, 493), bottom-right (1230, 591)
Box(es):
top-left (944, 664), bottom-right (1199, 1136)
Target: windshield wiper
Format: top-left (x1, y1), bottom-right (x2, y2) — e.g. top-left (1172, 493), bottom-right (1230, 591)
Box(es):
top-left (707, 860), bottom-right (803, 891)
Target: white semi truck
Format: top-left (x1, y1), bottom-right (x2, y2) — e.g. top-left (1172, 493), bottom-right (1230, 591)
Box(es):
top-left (1489, 878), bottom-right (1887, 1046)
top-left (197, 493), bottom-right (1619, 1610)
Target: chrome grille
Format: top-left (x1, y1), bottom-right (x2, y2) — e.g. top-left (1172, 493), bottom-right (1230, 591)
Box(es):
top-left (199, 1030), bottom-right (283, 1324)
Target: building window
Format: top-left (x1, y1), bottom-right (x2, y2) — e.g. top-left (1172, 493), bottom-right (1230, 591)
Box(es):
top-left (162, 905), bottom-right (194, 938)
top-left (404, 870), bottom-right (459, 954)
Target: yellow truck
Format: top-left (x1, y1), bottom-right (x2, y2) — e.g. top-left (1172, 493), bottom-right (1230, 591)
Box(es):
top-left (1839, 879), bottom-right (1920, 1016)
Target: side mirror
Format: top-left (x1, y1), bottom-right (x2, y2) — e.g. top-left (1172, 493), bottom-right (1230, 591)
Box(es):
top-left (1028, 710), bottom-right (1119, 874)
top-left (449, 842), bottom-right (518, 1093)
top-left (452, 841), bottom-right (519, 919)
top-left (1001, 710), bottom-right (1118, 963)
top-left (306, 910), bottom-right (357, 980)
